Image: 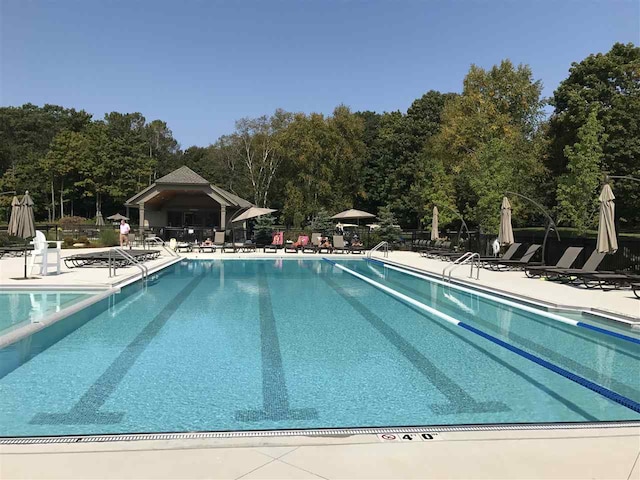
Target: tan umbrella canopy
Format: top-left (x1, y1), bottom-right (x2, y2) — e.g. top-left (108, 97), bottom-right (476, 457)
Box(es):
top-left (7, 195), bottom-right (20, 236)
top-left (96, 211), bottom-right (105, 226)
top-left (498, 196), bottom-right (514, 246)
top-left (331, 209), bottom-right (375, 220)
top-left (107, 213), bottom-right (129, 221)
top-left (430, 206), bottom-right (439, 241)
top-left (596, 184), bottom-right (618, 254)
top-left (16, 191), bottom-right (35, 239)
top-left (231, 207), bottom-right (276, 223)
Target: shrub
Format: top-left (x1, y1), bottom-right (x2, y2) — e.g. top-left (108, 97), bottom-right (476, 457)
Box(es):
top-left (0, 232), bottom-right (26, 247)
top-left (99, 228), bottom-right (118, 247)
top-left (309, 208), bottom-right (334, 236)
top-left (63, 236), bottom-right (75, 247)
top-left (77, 235), bottom-right (88, 244)
top-left (59, 216), bottom-right (90, 227)
top-left (377, 205), bottom-right (402, 244)
top-left (253, 215), bottom-right (275, 245)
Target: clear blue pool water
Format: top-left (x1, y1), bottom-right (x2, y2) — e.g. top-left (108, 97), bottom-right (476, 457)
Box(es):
top-left (0, 259), bottom-right (638, 437)
top-left (0, 291), bottom-right (94, 333)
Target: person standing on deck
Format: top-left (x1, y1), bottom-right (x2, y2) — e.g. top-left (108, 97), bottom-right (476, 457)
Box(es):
top-left (119, 219), bottom-right (131, 247)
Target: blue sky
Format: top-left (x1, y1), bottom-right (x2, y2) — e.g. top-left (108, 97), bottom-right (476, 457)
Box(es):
top-left (1, 1), bottom-right (638, 147)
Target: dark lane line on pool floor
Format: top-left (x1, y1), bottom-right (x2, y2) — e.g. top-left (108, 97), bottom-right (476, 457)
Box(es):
top-left (320, 273), bottom-right (508, 415)
top-left (31, 274), bottom-right (207, 426)
top-left (235, 263), bottom-right (318, 422)
top-left (321, 268), bottom-right (598, 420)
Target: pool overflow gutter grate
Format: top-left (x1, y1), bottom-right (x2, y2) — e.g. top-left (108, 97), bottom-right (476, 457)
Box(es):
top-left (322, 259), bottom-right (640, 415)
top-left (1, 421), bottom-right (639, 445)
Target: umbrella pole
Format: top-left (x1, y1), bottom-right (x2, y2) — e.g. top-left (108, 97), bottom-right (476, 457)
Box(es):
top-left (24, 250), bottom-right (27, 279)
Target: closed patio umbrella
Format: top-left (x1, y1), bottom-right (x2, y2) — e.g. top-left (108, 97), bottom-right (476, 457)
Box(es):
top-left (16, 191), bottom-right (35, 239)
top-left (96, 211), bottom-right (105, 226)
top-left (498, 196), bottom-right (514, 246)
top-left (596, 184), bottom-right (618, 254)
top-left (430, 206), bottom-right (439, 241)
top-left (8, 195), bottom-right (20, 236)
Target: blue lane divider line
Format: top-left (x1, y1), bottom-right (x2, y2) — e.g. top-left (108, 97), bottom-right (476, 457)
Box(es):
top-left (322, 258), bottom-right (337, 265)
top-left (577, 322), bottom-right (640, 345)
top-left (458, 322), bottom-right (640, 414)
top-left (365, 257), bottom-right (640, 346)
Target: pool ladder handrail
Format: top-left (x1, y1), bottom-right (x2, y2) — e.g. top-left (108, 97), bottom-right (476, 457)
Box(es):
top-left (442, 252), bottom-right (480, 282)
top-left (367, 241), bottom-right (389, 259)
top-left (108, 247), bottom-right (148, 283)
top-left (143, 238), bottom-right (178, 257)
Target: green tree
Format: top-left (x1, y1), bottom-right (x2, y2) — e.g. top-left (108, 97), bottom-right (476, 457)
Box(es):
top-left (278, 106), bottom-right (365, 221)
top-left (555, 109), bottom-right (606, 233)
top-left (549, 42), bottom-right (640, 228)
top-left (309, 208), bottom-right (333, 235)
top-left (429, 60), bottom-right (547, 232)
top-left (377, 205), bottom-right (401, 243)
top-left (40, 130), bottom-right (88, 219)
top-left (359, 91), bottom-right (454, 227)
top-left (253, 214), bottom-right (275, 245)
top-left (230, 109), bottom-right (293, 207)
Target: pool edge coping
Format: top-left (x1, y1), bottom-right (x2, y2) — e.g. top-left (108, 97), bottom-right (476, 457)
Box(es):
top-left (1, 421), bottom-right (639, 445)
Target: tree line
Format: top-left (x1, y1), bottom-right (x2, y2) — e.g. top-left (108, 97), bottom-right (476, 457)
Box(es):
top-left (0, 42), bottom-right (638, 234)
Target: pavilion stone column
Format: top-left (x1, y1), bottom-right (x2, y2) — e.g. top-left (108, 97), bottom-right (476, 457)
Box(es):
top-left (138, 204), bottom-right (145, 236)
top-left (220, 206), bottom-right (226, 230)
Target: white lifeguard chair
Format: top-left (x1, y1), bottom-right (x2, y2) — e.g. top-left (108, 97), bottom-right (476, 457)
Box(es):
top-left (28, 231), bottom-right (62, 276)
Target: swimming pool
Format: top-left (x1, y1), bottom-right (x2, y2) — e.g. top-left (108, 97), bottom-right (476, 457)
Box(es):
top-left (0, 291), bottom-right (94, 334)
top-left (0, 259), bottom-right (638, 438)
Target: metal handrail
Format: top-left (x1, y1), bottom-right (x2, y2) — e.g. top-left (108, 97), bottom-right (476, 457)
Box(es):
top-left (108, 247), bottom-right (148, 282)
top-left (442, 252), bottom-right (480, 281)
top-left (367, 241), bottom-right (389, 258)
top-left (160, 243), bottom-right (178, 257)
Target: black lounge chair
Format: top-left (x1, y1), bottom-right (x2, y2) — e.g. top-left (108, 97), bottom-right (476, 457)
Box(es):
top-left (445, 242), bottom-right (524, 264)
top-left (483, 244), bottom-right (541, 271)
top-left (574, 272), bottom-right (640, 290)
top-left (525, 246), bottom-right (584, 278)
top-left (263, 232), bottom-right (284, 253)
top-left (418, 240), bottom-right (440, 257)
top-left (222, 242), bottom-right (238, 253)
top-left (193, 244), bottom-right (216, 253)
top-left (64, 249), bottom-right (161, 268)
top-left (422, 241), bottom-right (453, 259)
top-left (633, 283), bottom-right (640, 299)
top-left (332, 235), bottom-right (348, 254)
top-left (302, 233), bottom-right (321, 253)
top-left (239, 241), bottom-right (256, 253)
top-left (542, 250), bottom-right (608, 282)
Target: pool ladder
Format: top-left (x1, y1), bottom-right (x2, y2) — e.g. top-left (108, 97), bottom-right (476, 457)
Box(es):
top-left (367, 241), bottom-right (389, 259)
top-left (442, 252), bottom-right (480, 282)
top-left (108, 247), bottom-right (148, 284)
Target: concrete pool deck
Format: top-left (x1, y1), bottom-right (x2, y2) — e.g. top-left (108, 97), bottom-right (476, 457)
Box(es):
top-left (1, 426), bottom-right (638, 479)
top-left (0, 247), bottom-right (638, 478)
